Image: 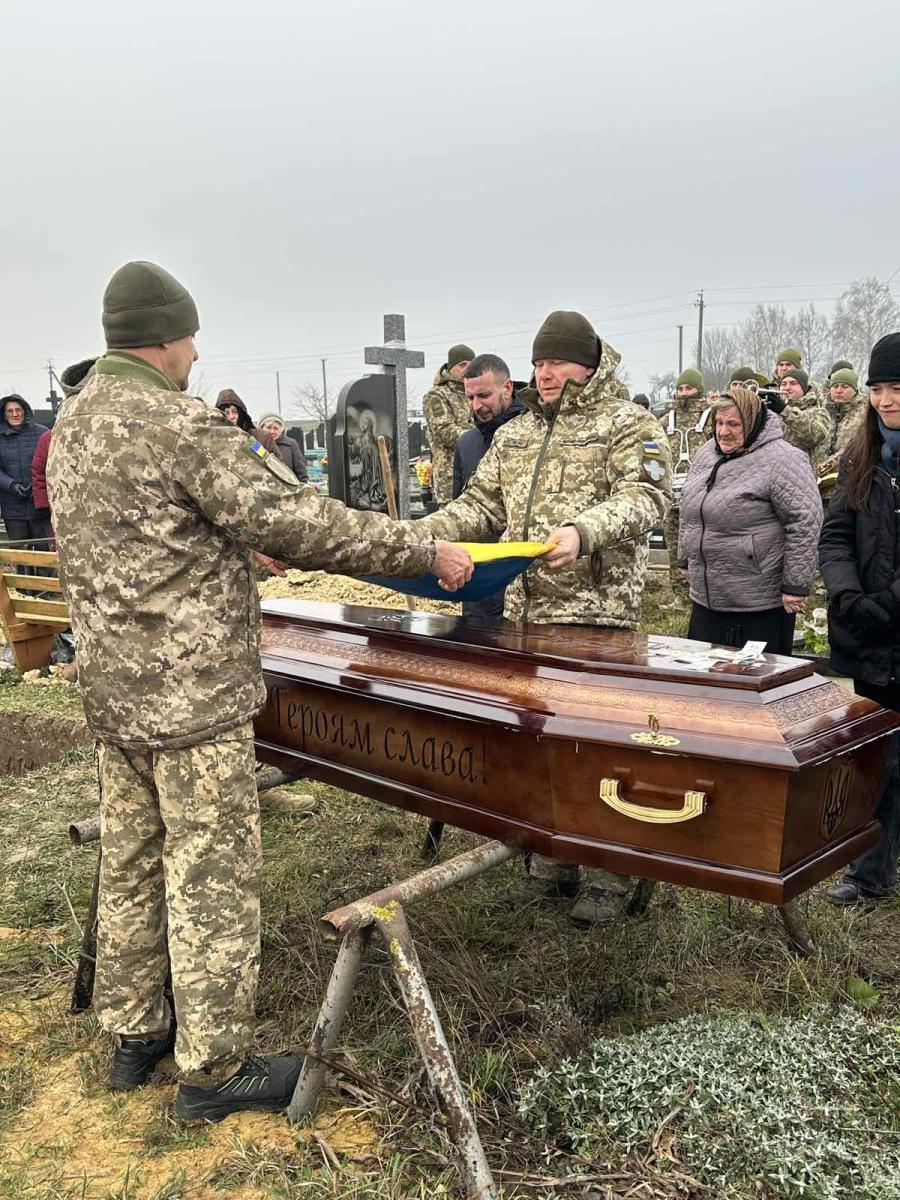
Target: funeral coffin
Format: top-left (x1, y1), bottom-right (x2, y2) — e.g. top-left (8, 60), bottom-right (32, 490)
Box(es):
top-left (254, 600), bottom-right (898, 904)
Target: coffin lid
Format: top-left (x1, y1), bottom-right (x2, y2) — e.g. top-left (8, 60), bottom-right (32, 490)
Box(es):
top-left (260, 600), bottom-right (898, 770)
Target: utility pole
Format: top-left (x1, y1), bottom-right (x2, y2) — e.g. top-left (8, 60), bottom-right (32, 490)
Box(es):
top-left (677, 326), bottom-right (684, 374)
top-left (321, 358), bottom-right (329, 422)
top-left (275, 371), bottom-right (282, 414)
top-left (695, 290), bottom-right (705, 370)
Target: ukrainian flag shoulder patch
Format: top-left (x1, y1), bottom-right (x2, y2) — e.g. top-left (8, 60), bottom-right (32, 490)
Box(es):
top-left (642, 441), bottom-right (661, 456)
top-left (249, 438), bottom-right (268, 458)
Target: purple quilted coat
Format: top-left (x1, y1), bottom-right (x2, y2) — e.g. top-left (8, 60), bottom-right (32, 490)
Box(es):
top-left (678, 413), bottom-right (823, 611)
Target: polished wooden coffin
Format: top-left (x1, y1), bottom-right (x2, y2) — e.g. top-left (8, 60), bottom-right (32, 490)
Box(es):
top-left (255, 600), bottom-right (898, 904)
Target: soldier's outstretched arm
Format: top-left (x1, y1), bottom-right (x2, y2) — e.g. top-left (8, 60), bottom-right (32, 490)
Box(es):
top-left (570, 409), bottom-right (672, 553)
top-left (174, 421), bottom-right (437, 579)
top-left (414, 441), bottom-right (507, 543)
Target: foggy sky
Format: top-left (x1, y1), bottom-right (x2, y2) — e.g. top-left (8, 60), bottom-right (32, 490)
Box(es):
top-left (2, 0), bottom-right (898, 419)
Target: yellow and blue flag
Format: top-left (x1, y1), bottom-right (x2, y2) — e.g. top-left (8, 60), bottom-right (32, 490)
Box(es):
top-left (362, 541), bottom-right (553, 602)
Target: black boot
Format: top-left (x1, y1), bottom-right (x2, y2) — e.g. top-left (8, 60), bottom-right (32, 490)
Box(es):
top-left (110, 1024), bottom-right (176, 1091)
top-left (174, 1053), bottom-right (303, 1122)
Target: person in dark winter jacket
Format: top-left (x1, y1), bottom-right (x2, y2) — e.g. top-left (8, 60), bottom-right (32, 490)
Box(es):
top-left (452, 354), bottom-right (525, 622)
top-left (215, 389), bottom-right (254, 433)
top-left (0, 394), bottom-right (51, 550)
top-left (819, 332), bottom-right (900, 906)
top-left (257, 413), bottom-right (308, 482)
top-left (678, 385), bottom-right (822, 655)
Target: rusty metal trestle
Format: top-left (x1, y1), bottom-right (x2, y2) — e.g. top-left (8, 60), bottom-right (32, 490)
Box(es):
top-left (290, 837), bottom-right (523, 1200)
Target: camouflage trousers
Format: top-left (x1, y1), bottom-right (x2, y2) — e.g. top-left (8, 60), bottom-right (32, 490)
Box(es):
top-left (529, 853), bottom-right (633, 895)
top-left (95, 721), bottom-right (262, 1084)
top-left (431, 446), bottom-right (454, 507)
top-left (665, 505), bottom-right (690, 601)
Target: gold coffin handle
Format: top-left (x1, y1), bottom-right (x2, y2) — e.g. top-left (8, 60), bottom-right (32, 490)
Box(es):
top-left (599, 778), bottom-right (706, 825)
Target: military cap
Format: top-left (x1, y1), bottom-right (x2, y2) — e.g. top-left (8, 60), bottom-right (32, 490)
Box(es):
top-left (103, 261), bottom-right (200, 349)
top-left (829, 368), bottom-right (858, 392)
top-left (729, 366), bottom-right (756, 384)
top-left (532, 311), bottom-right (600, 369)
top-left (781, 367), bottom-right (810, 392)
top-left (676, 368), bottom-right (704, 393)
top-left (775, 348), bottom-right (803, 369)
top-left (447, 344), bottom-right (475, 369)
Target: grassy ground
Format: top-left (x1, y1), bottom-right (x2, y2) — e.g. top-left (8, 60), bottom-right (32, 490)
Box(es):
top-left (1, 578), bottom-right (898, 1199)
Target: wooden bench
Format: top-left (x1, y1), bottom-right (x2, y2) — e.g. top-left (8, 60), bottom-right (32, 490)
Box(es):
top-left (0, 546), bottom-right (69, 671)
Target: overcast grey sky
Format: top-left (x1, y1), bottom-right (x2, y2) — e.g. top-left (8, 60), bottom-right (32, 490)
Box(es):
top-left (2, 0), bottom-right (898, 417)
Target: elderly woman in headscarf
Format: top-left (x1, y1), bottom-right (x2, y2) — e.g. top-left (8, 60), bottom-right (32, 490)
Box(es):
top-left (256, 412), bottom-right (308, 482)
top-left (677, 384), bottom-right (823, 655)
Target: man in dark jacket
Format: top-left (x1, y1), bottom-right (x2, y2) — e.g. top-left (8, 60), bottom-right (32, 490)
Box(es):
top-left (257, 413), bottom-right (308, 482)
top-left (1, 394), bottom-right (51, 553)
top-left (452, 354), bottom-right (524, 622)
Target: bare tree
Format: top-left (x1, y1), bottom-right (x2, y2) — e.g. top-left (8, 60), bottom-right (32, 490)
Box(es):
top-left (792, 304), bottom-right (832, 381)
top-left (700, 327), bottom-right (738, 391)
top-left (733, 304), bottom-right (796, 378)
top-left (648, 371), bottom-right (677, 404)
top-left (290, 381), bottom-right (330, 425)
top-left (832, 277), bottom-right (900, 372)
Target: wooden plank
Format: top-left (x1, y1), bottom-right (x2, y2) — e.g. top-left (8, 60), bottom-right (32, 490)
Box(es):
top-left (0, 549), bottom-right (58, 567)
top-left (2, 572), bottom-right (62, 593)
top-left (11, 613), bottom-right (71, 626)
top-left (11, 598), bottom-right (70, 621)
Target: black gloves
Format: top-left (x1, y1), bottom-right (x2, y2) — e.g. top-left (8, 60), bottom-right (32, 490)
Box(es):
top-left (765, 392), bottom-right (786, 415)
top-left (10, 480), bottom-right (32, 500)
top-left (845, 594), bottom-right (894, 640)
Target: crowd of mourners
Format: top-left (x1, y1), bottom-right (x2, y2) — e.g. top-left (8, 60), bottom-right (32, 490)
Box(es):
top-left (3, 333), bottom-right (900, 915)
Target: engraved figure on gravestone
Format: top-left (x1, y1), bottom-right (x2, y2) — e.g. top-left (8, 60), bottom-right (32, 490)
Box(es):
top-left (327, 374), bottom-right (397, 513)
top-left (350, 408), bottom-right (389, 510)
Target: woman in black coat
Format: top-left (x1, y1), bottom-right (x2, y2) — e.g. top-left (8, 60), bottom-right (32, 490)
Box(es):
top-left (257, 413), bottom-right (308, 482)
top-left (819, 332), bottom-right (900, 905)
top-left (0, 393), bottom-right (51, 547)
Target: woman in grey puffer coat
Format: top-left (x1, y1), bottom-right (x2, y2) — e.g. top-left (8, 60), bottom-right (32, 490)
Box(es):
top-left (678, 385), bottom-right (822, 654)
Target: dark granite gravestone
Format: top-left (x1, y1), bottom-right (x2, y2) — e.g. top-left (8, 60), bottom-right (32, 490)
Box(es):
top-left (326, 374), bottom-right (397, 512)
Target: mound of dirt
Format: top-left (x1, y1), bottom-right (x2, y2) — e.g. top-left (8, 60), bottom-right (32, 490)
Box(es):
top-left (0, 711), bottom-right (91, 775)
top-left (258, 568), bottom-right (458, 615)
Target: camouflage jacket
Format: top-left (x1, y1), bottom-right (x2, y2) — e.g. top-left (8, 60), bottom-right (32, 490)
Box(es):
top-left (780, 389), bottom-right (834, 466)
top-left (416, 342), bottom-right (672, 628)
top-left (816, 391), bottom-right (868, 476)
top-left (423, 366), bottom-right (470, 505)
top-left (661, 395), bottom-right (713, 485)
top-left (47, 353), bottom-right (435, 750)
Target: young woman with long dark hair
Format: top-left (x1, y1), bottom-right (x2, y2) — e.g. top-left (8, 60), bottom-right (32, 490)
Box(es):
top-left (819, 332), bottom-right (900, 905)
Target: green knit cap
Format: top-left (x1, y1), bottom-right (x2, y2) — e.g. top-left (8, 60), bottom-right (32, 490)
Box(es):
top-left (782, 367), bottom-right (809, 392)
top-left (729, 365), bottom-right (756, 383)
top-left (828, 359), bottom-right (854, 378)
top-left (676, 367), bottom-right (704, 393)
top-left (829, 368), bottom-right (859, 392)
top-left (532, 311), bottom-right (600, 368)
top-left (103, 261), bottom-right (200, 349)
top-left (447, 344), bottom-right (475, 369)
top-left (775, 348), bottom-right (802, 369)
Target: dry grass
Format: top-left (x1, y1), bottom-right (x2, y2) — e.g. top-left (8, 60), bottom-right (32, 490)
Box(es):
top-left (1, 577), bottom-right (897, 1198)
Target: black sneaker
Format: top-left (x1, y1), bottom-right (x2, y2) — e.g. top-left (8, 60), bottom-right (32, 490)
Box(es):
top-left (173, 1053), bottom-right (303, 1122)
top-left (110, 1024), bottom-right (176, 1091)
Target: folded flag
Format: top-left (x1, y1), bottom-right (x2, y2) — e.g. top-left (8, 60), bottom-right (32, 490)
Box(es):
top-left (362, 541), bottom-right (554, 602)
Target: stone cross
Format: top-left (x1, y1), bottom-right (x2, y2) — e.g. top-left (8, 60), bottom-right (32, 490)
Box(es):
top-left (364, 314), bottom-right (424, 519)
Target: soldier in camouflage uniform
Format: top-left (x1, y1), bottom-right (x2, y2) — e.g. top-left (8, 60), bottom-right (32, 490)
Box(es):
top-left (817, 368), bottom-right (868, 489)
top-left (660, 368), bottom-right (712, 604)
top-left (418, 311), bottom-right (672, 924)
top-left (771, 367), bottom-right (834, 467)
top-left (47, 261), bottom-right (472, 1121)
top-left (423, 344), bottom-right (474, 505)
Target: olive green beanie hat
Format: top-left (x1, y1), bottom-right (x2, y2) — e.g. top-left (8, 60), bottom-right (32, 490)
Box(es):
top-left (676, 367), bottom-right (704, 393)
top-left (729, 365), bottom-right (756, 384)
top-left (532, 310), bottom-right (601, 369)
top-left (103, 261), bottom-right (200, 349)
top-left (781, 367), bottom-right (810, 392)
top-left (447, 344), bottom-right (475, 369)
top-left (776, 348), bottom-right (803, 369)
top-left (829, 367), bottom-right (859, 392)
top-left (829, 358), bottom-right (854, 378)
